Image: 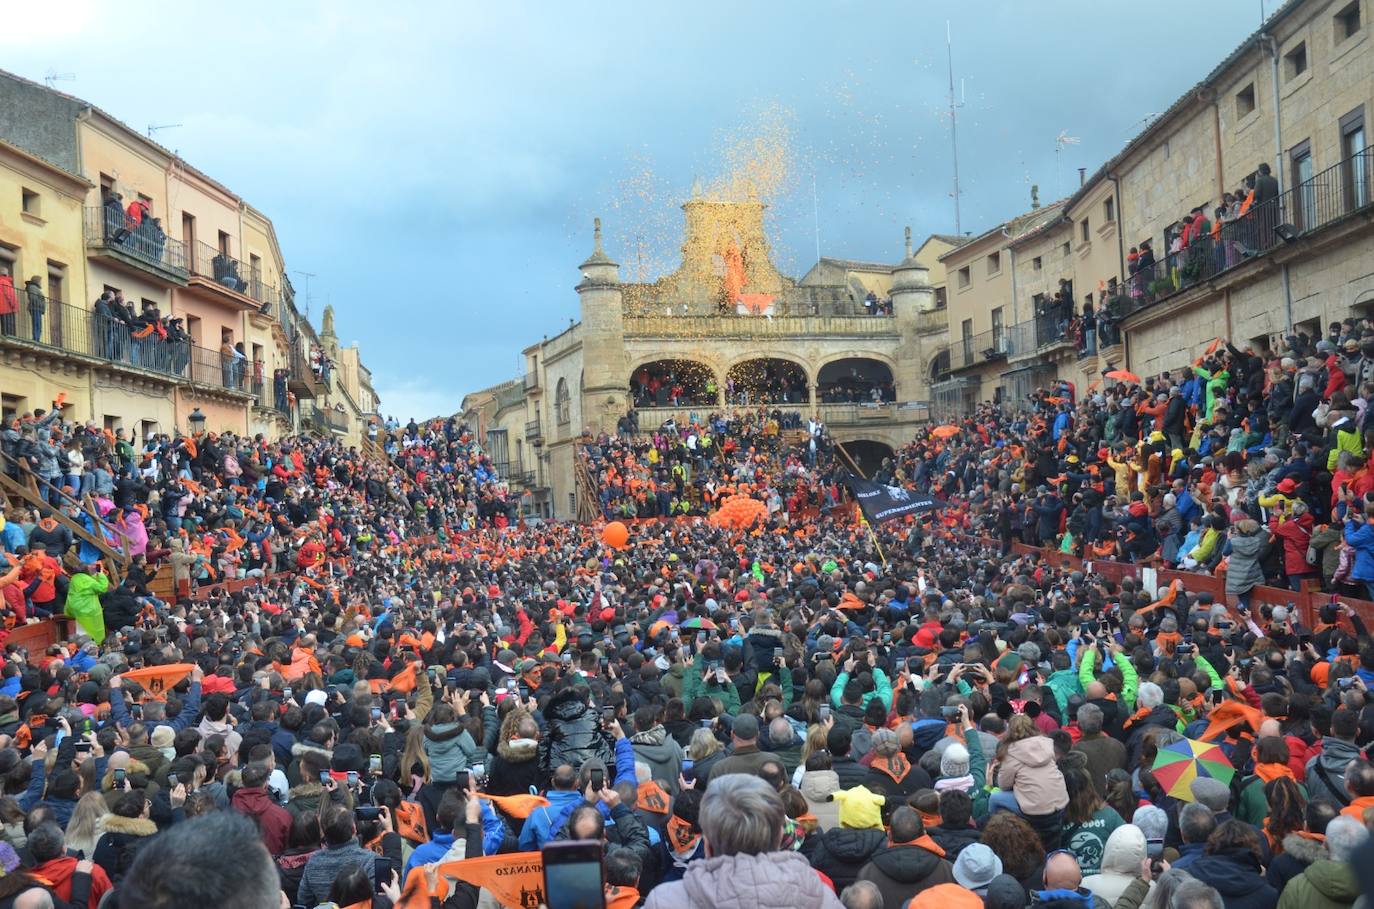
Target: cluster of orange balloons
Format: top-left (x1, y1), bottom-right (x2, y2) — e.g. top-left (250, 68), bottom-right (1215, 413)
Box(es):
top-left (600, 521), bottom-right (630, 549)
top-left (709, 495), bottom-right (768, 530)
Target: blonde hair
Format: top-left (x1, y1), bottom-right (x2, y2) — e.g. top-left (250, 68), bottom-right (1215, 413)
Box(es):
top-left (400, 724), bottom-right (431, 784)
top-left (687, 728), bottom-right (721, 760)
top-left (65, 791), bottom-right (109, 860)
top-left (799, 723), bottom-right (829, 765)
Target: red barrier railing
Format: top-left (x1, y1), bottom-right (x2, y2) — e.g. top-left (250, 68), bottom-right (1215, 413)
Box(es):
top-left (999, 540), bottom-right (1374, 629)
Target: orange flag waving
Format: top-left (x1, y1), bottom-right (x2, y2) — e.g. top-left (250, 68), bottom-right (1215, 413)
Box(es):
top-left (479, 792), bottom-right (549, 819)
top-left (1200, 699), bottom-right (1262, 743)
top-left (118, 663), bottom-right (195, 701)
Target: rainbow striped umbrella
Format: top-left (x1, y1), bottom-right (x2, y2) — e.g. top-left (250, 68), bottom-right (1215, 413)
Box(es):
top-left (1151, 737), bottom-right (1235, 801)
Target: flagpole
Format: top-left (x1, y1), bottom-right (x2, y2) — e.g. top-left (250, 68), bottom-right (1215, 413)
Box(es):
top-left (833, 441), bottom-right (888, 567)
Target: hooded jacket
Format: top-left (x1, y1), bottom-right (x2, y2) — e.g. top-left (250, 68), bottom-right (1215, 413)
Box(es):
top-left (1188, 848), bottom-right (1278, 909)
top-left (1305, 737), bottom-right (1362, 804)
top-left (631, 725), bottom-right (685, 793)
top-left (486, 735), bottom-right (546, 797)
top-left (643, 850), bottom-right (845, 909)
top-left (422, 721), bottom-right (478, 782)
top-left (1265, 831), bottom-right (1326, 893)
top-left (997, 736), bottom-right (1069, 815)
top-left (799, 769), bottom-right (840, 830)
top-left (518, 788), bottom-right (586, 851)
top-left (1275, 858), bottom-right (1360, 909)
top-left (799, 826), bottom-right (887, 892)
top-left (92, 814), bottom-right (159, 884)
top-left (1083, 824), bottom-right (1152, 907)
top-left (1226, 530), bottom-right (1269, 594)
top-left (539, 687), bottom-right (614, 774)
top-left (855, 841), bottom-right (956, 909)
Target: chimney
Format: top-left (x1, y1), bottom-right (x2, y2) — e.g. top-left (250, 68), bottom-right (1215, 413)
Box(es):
top-left (1030, 184), bottom-right (1040, 209)
top-left (1078, 167), bottom-right (1086, 187)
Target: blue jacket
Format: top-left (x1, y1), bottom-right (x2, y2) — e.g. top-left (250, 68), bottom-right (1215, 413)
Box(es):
top-left (404, 800), bottom-right (502, 876)
top-left (519, 789), bottom-right (584, 850)
top-left (1052, 411), bottom-right (1070, 441)
top-left (1344, 519), bottom-right (1374, 581)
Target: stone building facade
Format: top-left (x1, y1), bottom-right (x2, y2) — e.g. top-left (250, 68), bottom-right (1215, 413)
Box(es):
top-left (464, 197), bottom-right (962, 520)
top-left (929, 0), bottom-right (1374, 415)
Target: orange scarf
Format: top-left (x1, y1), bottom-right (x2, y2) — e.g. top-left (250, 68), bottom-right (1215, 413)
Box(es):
top-left (665, 814), bottom-right (701, 853)
top-left (1253, 762), bottom-right (1295, 784)
top-left (891, 834), bottom-right (946, 857)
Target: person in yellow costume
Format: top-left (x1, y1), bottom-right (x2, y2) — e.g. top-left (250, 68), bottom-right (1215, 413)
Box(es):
top-left (64, 562), bottom-right (110, 643)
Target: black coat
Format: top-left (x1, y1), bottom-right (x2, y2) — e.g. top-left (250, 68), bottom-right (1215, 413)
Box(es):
top-left (830, 754), bottom-right (871, 790)
top-left (486, 738), bottom-right (547, 797)
top-left (1188, 849), bottom-right (1277, 909)
top-left (800, 827), bottom-right (886, 893)
top-left (856, 843), bottom-right (956, 909)
top-left (929, 823), bottom-right (981, 859)
top-left (538, 688), bottom-right (614, 774)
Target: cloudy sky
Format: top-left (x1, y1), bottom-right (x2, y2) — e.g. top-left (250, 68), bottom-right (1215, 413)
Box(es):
top-left (6, 0), bottom-right (1268, 417)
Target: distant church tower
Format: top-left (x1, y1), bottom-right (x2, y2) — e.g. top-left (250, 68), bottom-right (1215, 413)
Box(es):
top-left (320, 303), bottom-right (341, 361)
top-left (577, 218), bottom-right (626, 434)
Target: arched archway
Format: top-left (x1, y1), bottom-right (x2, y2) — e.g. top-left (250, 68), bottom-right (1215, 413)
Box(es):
top-left (836, 439), bottom-right (897, 479)
top-left (725, 357), bottom-right (809, 405)
top-left (629, 359), bottom-right (717, 407)
top-left (817, 357), bottom-right (895, 403)
top-left (554, 378), bottom-right (571, 425)
top-left (928, 349), bottom-right (950, 383)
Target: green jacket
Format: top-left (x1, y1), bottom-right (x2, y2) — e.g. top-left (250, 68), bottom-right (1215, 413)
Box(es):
top-left (964, 728), bottom-right (990, 820)
top-left (682, 655), bottom-right (741, 715)
top-left (1326, 426), bottom-right (1363, 470)
top-left (64, 571), bottom-right (110, 643)
top-left (1236, 773), bottom-right (1307, 827)
top-left (1045, 668), bottom-right (1082, 717)
top-left (1276, 860), bottom-right (1361, 909)
top-left (829, 668), bottom-right (893, 711)
top-left (1078, 647), bottom-right (1138, 711)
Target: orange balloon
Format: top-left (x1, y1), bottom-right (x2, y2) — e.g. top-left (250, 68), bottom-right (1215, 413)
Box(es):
top-left (601, 521), bottom-right (629, 549)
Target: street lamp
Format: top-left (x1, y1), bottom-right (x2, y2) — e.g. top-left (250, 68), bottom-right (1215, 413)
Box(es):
top-left (188, 408), bottom-right (206, 434)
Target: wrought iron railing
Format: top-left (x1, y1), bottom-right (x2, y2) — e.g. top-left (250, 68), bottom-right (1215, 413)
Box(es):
top-left (525, 416), bottom-right (543, 439)
top-left (950, 327), bottom-right (1010, 371)
top-left (190, 241), bottom-right (252, 295)
top-left (82, 207), bottom-right (189, 278)
top-left (1116, 146), bottom-right (1373, 321)
top-left (0, 294), bottom-right (250, 392)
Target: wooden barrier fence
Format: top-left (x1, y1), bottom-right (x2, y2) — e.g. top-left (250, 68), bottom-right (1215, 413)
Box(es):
top-left (998, 540), bottom-right (1374, 629)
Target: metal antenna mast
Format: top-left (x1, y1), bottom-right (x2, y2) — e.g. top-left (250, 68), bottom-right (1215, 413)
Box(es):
top-left (946, 22), bottom-right (964, 235)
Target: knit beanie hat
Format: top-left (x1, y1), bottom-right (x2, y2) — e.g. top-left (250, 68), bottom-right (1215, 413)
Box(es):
top-left (940, 742), bottom-right (970, 778)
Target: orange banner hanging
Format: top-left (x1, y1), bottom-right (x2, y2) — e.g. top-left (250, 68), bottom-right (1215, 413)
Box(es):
top-left (118, 663), bottom-right (195, 701)
top-left (399, 853), bottom-right (544, 909)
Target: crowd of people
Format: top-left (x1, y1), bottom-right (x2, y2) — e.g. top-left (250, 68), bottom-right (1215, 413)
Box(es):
top-left (0, 310), bottom-right (1367, 909)
top-left (584, 408), bottom-right (835, 520)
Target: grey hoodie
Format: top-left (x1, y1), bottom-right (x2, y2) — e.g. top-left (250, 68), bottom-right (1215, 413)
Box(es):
top-left (643, 850), bottom-right (845, 909)
top-left (631, 725), bottom-right (684, 793)
top-left (1305, 736), bottom-right (1361, 803)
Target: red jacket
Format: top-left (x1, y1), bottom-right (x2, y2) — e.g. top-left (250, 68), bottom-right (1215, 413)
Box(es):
top-left (230, 786), bottom-right (292, 855)
top-left (32, 856), bottom-right (113, 906)
top-left (0, 275), bottom-right (16, 316)
top-left (1269, 513), bottom-right (1315, 574)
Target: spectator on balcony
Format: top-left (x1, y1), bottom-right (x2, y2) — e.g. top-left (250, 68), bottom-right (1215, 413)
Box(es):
top-left (274, 369), bottom-right (290, 412)
top-left (1080, 304), bottom-right (1097, 356)
top-left (0, 267), bottom-right (16, 337)
top-left (24, 276), bottom-right (44, 343)
top-left (102, 190), bottom-right (129, 242)
top-left (233, 342), bottom-right (249, 389)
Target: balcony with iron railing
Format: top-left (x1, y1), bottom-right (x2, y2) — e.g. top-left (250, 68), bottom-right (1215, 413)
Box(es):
top-left (288, 348), bottom-right (328, 399)
top-left (1111, 146), bottom-right (1373, 324)
top-left (186, 241), bottom-right (260, 309)
top-left (525, 416), bottom-right (543, 440)
top-left (82, 207), bottom-right (189, 285)
top-left (950, 327), bottom-right (1009, 371)
top-left (0, 293), bottom-right (254, 394)
top-left (523, 371), bottom-right (541, 393)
